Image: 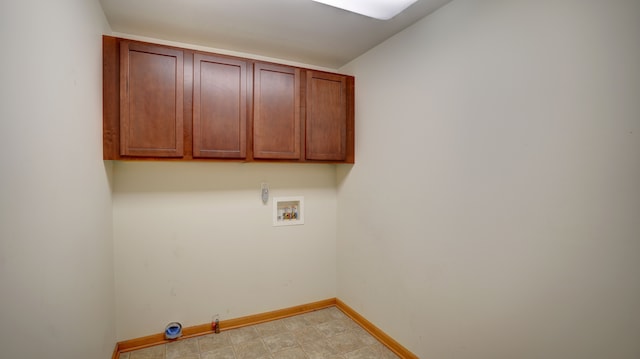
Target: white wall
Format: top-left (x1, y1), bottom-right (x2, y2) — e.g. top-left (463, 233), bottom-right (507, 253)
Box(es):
top-left (0, 0), bottom-right (115, 358)
top-left (338, 1), bottom-right (640, 358)
top-left (113, 162), bottom-right (337, 340)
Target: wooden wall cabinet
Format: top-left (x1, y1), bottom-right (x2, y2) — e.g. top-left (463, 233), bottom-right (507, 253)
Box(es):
top-left (305, 70), bottom-right (353, 162)
top-left (119, 40), bottom-right (184, 157)
top-left (103, 36), bottom-right (354, 163)
top-left (253, 63), bottom-right (301, 160)
top-left (193, 53), bottom-right (248, 159)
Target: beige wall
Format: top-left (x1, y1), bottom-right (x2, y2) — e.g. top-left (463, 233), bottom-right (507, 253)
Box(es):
top-left (3, 1), bottom-right (638, 357)
top-left (338, 0), bottom-right (640, 358)
top-left (110, 35), bottom-right (342, 342)
top-left (0, 0), bottom-right (115, 358)
top-left (113, 162), bottom-right (338, 340)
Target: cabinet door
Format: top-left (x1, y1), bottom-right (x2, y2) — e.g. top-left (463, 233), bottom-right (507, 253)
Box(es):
top-left (253, 63), bottom-right (301, 160)
top-left (120, 41), bottom-right (184, 157)
top-left (193, 54), bottom-right (247, 159)
top-left (305, 71), bottom-right (348, 161)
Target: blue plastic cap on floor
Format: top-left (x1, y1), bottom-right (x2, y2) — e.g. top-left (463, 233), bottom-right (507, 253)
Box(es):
top-left (164, 322), bottom-right (182, 340)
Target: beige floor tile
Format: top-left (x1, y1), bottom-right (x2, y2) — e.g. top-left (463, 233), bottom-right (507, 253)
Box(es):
top-left (343, 346), bottom-right (380, 359)
top-left (350, 327), bottom-right (379, 346)
top-left (327, 332), bottom-right (364, 354)
top-left (166, 337), bottom-right (199, 359)
top-left (293, 326), bottom-right (325, 344)
top-left (262, 332), bottom-right (299, 353)
top-left (282, 316), bottom-right (310, 331)
top-left (315, 319), bottom-right (351, 338)
top-left (300, 339), bottom-right (338, 359)
top-left (121, 307), bottom-right (405, 359)
top-left (129, 344), bottom-right (166, 359)
top-left (200, 346), bottom-right (236, 359)
top-left (235, 339), bottom-right (272, 359)
top-left (300, 310), bottom-right (332, 325)
top-left (324, 307), bottom-right (349, 321)
top-left (254, 320), bottom-right (289, 337)
top-left (198, 332), bottom-right (231, 353)
top-left (342, 319), bottom-right (361, 331)
top-left (228, 327), bottom-right (260, 346)
top-left (271, 347), bottom-right (309, 359)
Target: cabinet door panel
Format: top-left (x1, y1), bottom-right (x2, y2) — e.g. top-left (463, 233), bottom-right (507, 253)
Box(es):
top-left (120, 41), bottom-right (184, 157)
top-left (193, 54), bottom-right (247, 158)
top-left (305, 71), bottom-right (347, 161)
top-left (253, 63), bottom-right (301, 160)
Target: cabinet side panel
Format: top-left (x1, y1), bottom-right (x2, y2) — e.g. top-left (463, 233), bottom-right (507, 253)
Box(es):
top-left (253, 63), bottom-right (301, 160)
top-left (345, 76), bottom-right (355, 164)
top-left (103, 36), bottom-right (120, 160)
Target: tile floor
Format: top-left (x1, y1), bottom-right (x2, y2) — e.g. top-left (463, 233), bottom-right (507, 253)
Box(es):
top-left (119, 307), bottom-right (400, 359)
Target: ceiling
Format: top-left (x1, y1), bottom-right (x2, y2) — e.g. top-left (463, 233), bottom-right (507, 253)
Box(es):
top-left (99, 0), bottom-right (452, 69)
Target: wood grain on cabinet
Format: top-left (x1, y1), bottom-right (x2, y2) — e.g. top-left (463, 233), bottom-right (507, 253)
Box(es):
top-left (252, 62), bottom-right (301, 160)
top-left (104, 36), bottom-right (354, 163)
top-left (120, 41), bottom-right (184, 157)
top-left (193, 53), bottom-right (248, 159)
top-left (305, 70), bottom-right (350, 161)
